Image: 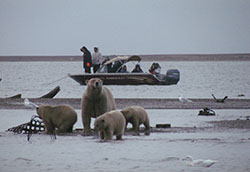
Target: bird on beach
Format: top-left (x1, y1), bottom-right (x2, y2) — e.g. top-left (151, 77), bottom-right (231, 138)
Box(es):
top-left (24, 98), bottom-right (38, 109)
top-left (182, 155), bottom-right (217, 167)
top-left (178, 96), bottom-right (192, 103)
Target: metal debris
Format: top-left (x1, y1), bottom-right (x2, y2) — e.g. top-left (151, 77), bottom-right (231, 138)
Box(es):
top-left (7, 115), bottom-right (45, 134)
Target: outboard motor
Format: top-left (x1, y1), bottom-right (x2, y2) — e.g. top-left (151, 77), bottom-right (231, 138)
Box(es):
top-left (165, 69), bottom-right (180, 84)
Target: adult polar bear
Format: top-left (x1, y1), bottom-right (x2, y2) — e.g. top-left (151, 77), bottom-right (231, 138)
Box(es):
top-left (81, 78), bottom-right (116, 135)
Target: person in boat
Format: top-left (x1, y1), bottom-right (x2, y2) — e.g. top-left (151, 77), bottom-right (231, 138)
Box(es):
top-left (132, 64), bottom-right (143, 73)
top-left (149, 62), bottom-right (165, 79)
top-left (80, 46), bottom-right (92, 73)
top-left (119, 65), bottom-right (129, 73)
top-left (149, 63), bottom-right (161, 75)
top-left (92, 47), bottom-right (103, 73)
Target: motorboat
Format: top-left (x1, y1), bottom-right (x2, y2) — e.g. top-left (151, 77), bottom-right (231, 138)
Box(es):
top-left (69, 55), bottom-right (180, 85)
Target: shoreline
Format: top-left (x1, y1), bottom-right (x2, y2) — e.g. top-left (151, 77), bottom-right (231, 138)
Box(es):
top-left (1, 98), bottom-right (250, 110)
top-left (0, 53), bottom-right (250, 62)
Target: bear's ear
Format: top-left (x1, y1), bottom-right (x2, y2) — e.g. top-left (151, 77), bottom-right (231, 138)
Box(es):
top-left (85, 79), bottom-right (89, 85)
top-left (99, 78), bottom-right (103, 84)
top-left (120, 110), bottom-right (127, 115)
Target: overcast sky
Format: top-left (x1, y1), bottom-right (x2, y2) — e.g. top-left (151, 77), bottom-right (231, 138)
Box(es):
top-left (0, 0), bottom-right (250, 56)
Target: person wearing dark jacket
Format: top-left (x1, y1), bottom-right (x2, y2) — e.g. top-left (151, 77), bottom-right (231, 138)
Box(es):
top-left (80, 46), bottom-right (92, 73)
top-left (132, 64), bottom-right (143, 73)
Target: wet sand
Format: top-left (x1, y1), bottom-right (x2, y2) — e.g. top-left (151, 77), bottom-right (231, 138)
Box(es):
top-left (1, 98), bottom-right (250, 109)
top-left (0, 53), bottom-right (250, 61)
top-left (3, 97), bottom-right (250, 131)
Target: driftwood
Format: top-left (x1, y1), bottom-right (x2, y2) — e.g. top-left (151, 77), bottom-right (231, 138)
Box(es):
top-left (212, 94), bottom-right (228, 103)
top-left (40, 86), bottom-right (60, 98)
top-left (4, 86), bottom-right (60, 99)
top-left (6, 94), bottom-right (22, 99)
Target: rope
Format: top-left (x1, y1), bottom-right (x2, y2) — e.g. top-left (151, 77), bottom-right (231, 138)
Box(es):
top-left (41, 75), bottom-right (69, 86)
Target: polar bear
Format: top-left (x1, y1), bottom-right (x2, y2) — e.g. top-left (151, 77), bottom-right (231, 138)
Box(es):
top-left (121, 106), bottom-right (150, 135)
top-left (94, 110), bottom-right (126, 141)
top-left (36, 105), bottom-right (77, 134)
top-left (81, 78), bottom-right (116, 135)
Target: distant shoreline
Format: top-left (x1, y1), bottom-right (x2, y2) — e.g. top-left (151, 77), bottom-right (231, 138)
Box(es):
top-left (0, 53), bottom-right (250, 62)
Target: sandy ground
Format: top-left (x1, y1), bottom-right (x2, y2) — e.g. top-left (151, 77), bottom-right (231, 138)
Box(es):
top-left (1, 109), bottom-right (250, 172)
top-left (1, 131), bottom-right (250, 172)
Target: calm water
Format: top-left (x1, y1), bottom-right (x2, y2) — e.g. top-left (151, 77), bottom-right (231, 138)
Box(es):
top-left (0, 61), bottom-right (250, 99)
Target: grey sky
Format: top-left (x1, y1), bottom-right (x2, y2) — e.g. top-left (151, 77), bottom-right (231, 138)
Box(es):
top-left (0, 0), bottom-right (250, 55)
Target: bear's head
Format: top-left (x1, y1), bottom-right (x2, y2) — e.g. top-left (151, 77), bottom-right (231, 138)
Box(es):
top-left (120, 108), bottom-right (132, 121)
top-left (36, 105), bottom-right (51, 119)
top-left (94, 117), bottom-right (107, 131)
top-left (86, 78), bottom-right (103, 96)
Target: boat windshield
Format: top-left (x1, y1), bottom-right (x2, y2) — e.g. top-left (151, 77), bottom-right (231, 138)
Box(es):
top-left (97, 55), bottom-right (141, 73)
top-left (97, 65), bottom-right (108, 73)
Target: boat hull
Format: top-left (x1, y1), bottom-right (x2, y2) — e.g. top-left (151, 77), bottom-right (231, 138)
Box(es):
top-left (69, 73), bottom-right (179, 85)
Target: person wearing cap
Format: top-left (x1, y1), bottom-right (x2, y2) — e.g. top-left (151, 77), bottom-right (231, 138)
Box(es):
top-left (80, 46), bottom-right (92, 73)
top-left (92, 47), bottom-right (103, 73)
